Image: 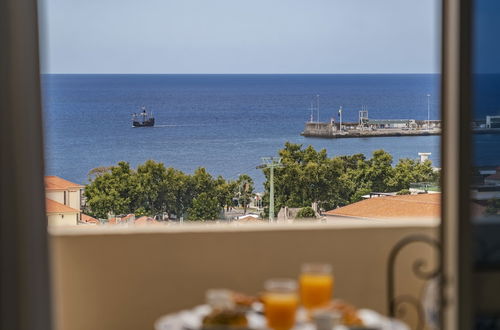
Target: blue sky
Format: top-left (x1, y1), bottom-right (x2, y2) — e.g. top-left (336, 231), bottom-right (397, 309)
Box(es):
top-left (474, 0), bottom-right (500, 73)
top-left (40, 0), bottom-right (440, 74)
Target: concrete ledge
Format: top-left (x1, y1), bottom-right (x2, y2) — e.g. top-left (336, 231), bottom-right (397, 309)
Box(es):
top-left (49, 218), bottom-right (439, 235)
top-left (50, 220), bottom-right (439, 330)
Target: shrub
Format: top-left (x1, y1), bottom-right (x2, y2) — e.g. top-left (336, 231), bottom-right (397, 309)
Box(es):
top-left (396, 189), bottom-right (411, 195)
top-left (296, 206), bottom-right (316, 218)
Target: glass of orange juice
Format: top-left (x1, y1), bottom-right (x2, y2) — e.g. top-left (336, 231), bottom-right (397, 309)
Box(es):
top-left (299, 263), bottom-right (334, 311)
top-left (263, 278), bottom-right (299, 330)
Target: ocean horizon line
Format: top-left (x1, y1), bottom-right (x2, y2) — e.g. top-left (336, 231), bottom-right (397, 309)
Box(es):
top-left (41, 72), bottom-right (441, 76)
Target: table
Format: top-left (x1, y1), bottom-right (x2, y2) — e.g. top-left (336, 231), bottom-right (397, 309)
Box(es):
top-left (155, 304), bottom-right (409, 330)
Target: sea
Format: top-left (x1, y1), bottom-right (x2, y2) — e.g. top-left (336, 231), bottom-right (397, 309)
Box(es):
top-left (41, 74), bottom-right (441, 190)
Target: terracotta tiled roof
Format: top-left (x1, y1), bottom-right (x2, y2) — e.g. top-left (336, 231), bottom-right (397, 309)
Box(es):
top-left (46, 198), bottom-right (80, 213)
top-left (81, 213), bottom-right (99, 224)
top-left (324, 193), bottom-right (441, 219)
top-left (121, 214), bottom-right (135, 222)
top-left (107, 217), bottom-right (121, 225)
top-left (45, 176), bottom-right (84, 190)
top-left (107, 214), bottom-right (135, 224)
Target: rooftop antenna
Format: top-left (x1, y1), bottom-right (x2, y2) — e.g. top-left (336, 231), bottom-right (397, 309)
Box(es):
top-left (309, 102), bottom-right (314, 122)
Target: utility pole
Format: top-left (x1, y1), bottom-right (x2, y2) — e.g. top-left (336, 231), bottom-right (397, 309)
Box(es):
top-left (427, 94), bottom-right (431, 130)
top-left (257, 157), bottom-right (284, 222)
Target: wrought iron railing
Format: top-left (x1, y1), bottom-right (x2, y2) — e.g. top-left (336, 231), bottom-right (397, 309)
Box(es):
top-left (387, 234), bottom-right (441, 330)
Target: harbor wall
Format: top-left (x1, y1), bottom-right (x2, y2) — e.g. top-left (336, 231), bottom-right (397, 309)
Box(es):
top-left (302, 127), bottom-right (441, 139)
top-left (302, 120), bottom-right (442, 139)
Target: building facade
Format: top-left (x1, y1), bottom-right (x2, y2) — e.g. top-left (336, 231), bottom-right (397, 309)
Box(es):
top-left (45, 176), bottom-right (84, 226)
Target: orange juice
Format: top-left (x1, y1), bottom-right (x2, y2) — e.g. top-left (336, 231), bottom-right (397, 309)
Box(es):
top-left (299, 273), bottom-right (334, 309)
top-left (263, 292), bottom-right (298, 330)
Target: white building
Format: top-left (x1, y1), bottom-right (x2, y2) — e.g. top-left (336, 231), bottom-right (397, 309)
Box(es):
top-left (46, 198), bottom-right (80, 226)
top-left (45, 176), bottom-right (84, 226)
top-left (486, 115), bottom-right (500, 128)
top-left (418, 152), bottom-right (432, 163)
top-left (45, 176), bottom-right (84, 211)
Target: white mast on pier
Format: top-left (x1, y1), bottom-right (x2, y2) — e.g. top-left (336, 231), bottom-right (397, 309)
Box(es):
top-left (339, 106), bottom-right (343, 131)
top-left (316, 95), bottom-right (320, 122)
top-left (427, 94), bottom-right (431, 130)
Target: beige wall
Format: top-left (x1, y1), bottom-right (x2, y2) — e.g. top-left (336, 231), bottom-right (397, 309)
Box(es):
top-left (46, 189), bottom-right (81, 210)
top-left (46, 190), bottom-right (64, 205)
top-left (48, 212), bottom-right (79, 226)
top-left (68, 190), bottom-right (81, 211)
top-left (50, 221), bottom-right (438, 330)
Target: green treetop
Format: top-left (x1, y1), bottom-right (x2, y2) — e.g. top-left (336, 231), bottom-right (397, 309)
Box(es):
top-left (84, 160), bottom-right (238, 220)
top-left (261, 143), bottom-right (440, 215)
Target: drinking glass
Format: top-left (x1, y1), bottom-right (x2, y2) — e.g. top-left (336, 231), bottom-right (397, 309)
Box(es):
top-left (263, 278), bottom-right (299, 330)
top-left (299, 263), bottom-right (334, 310)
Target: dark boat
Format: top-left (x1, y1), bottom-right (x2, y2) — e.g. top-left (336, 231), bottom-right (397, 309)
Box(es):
top-left (132, 107), bottom-right (155, 127)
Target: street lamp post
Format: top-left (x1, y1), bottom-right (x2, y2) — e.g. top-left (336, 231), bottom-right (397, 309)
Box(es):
top-left (316, 94), bottom-right (320, 123)
top-left (339, 106), bottom-right (343, 131)
top-left (427, 94), bottom-right (431, 130)
top-left (257, 157), bottom-right (284, 222)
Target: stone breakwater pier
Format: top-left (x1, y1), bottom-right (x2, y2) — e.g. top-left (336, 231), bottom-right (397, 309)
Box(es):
top-left (301, 111), bottom-right (500, 139)
top-left (301, 125), bottom-right (441, 139)
top-left (301, 108), bottom-right (442, 139)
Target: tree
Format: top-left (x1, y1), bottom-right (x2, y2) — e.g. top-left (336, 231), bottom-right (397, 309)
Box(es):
top-left (84, 161), bottom-right (135, 218)
top-left (84, 160), bottom-right (237, 221)
top-left (262, 143), bottom-right (345, 215)
top-left (296, 206), bottom-right (316, 218)
top-left (87, 166), bottom-right (112, 181)
top-left (212, 176), bottom-right (235, 212)
top-left (188, 192), bottom-right (221, 220)
top-left (135, 160), bottom-right (169, 216)
top-left (191, 167), bottom-right (215, 196)
top-left (261, 143), bottom-right (440, 215)
top-left (236, 174), bottom-right (254, 214)
top-left (350, 187), bottom-right (371, 203)
top-left (391, 158), bottom-right (438, 192)
top-left (365, 150), bottom-right (394, 192)
top-left (84, 144), bottom-right (440, 221)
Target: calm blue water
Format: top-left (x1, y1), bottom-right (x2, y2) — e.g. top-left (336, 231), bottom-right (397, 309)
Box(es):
top-left (42, 74), bottom-right (441, 189)
top-left (473, 74), bottom-right (500, 167)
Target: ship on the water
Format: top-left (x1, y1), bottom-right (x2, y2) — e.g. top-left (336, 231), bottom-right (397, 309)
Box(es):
top-left (132, 107), bottom-right (155, 127)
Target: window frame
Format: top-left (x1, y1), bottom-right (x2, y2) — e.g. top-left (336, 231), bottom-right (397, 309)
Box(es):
top-left (0, 0), bottom-right (52, 329)
top-left (440, 0), bottom-right (474, 328)
top-left (0, 0), bottom-right (480, 328)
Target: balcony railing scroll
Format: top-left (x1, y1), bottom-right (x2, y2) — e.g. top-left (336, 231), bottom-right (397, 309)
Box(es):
top-left (387, 234), bottom-right (441, 330)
